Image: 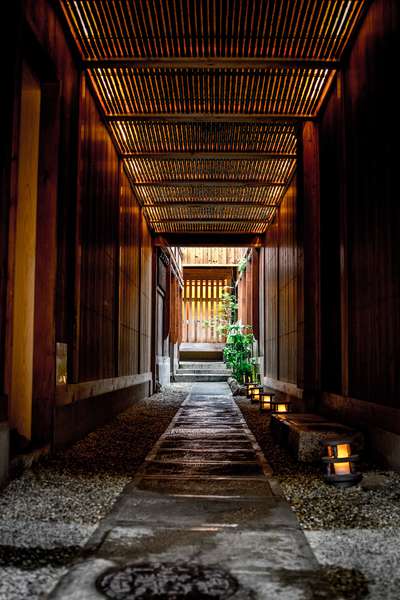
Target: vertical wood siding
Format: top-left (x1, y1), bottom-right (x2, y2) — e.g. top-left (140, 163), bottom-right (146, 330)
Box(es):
top-left (118, 169), bottom-right (140, 376)
top-left (262, 176), bottom-right (297, 384)
top-left (320, 0), bottom-right (400, 408)
top-left (182, 267), bottom-right (233, 343)
top-left (139, 216), bottom-right (153, 374)
top-left (78, 79), bottom-right (119, 381)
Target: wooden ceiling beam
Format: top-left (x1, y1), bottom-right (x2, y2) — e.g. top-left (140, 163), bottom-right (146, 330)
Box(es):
top-left (149, 217), bottom-right (271, 223)
top-left (131, 180), bottom-right (287, 187)
top-left (108, 113), bottom-right (313, 123)
top-left (152, 234), bottom-right (263, 248)
top-left (143, 201), bottom-right (277, 208)
top-left (123, 151), bottom-right (296, 160)
top-left (85, 57), bottom-right (339, 70)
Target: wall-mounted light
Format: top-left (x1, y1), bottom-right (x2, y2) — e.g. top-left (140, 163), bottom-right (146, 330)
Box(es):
top-left (321, 438), bottom-right (362, 487)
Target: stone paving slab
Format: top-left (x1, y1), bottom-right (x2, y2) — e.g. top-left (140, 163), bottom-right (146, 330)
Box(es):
top-left (144, 460), bottom-right (265, 478)
top-left (159, 439), bottom-right (255, 449)
top-left (136, 477), bottom-right (276, 497)
top-left (97, 489), bottom-right (299, 530)
top-left (156, 449), bottom-right (258, 461)
top-left (48, 382), bottom-right (319, 599)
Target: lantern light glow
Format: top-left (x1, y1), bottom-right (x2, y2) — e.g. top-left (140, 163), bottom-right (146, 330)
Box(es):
top-left (321, 438), bottom-right (362, 487)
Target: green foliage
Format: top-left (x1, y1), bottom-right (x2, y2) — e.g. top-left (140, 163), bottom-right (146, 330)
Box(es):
top-left (237, 256), bottom-right (248, 274)
top-left (203, 288), bottom-right (238, 336)
top-left (223, 322), bottom-right (258, 383)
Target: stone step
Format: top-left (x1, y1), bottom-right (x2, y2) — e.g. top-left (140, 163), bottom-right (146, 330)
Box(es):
top-left (179, 362), bottom-right (227, 370)
top-left (174, 373), bottom-right (230, 382)
top-left (177, 368), bottom-right (231, 375)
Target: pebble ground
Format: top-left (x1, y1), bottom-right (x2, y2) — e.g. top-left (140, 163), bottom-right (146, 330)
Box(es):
top-left (0, 384), bottom-right (190, 600)
top-left (1, 385), bottom-right (398, 599)
top-left (235, 396), bottom-right (400, 600)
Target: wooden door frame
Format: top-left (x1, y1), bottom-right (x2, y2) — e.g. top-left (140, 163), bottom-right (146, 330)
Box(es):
top-left (5, 24), bottom-right (60, 447)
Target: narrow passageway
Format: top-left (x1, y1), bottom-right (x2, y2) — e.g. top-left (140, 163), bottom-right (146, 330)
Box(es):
top-left (50, 383), bottom-right (320, 599)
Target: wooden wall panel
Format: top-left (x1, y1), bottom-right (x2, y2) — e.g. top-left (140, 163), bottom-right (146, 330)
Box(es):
top-left (278, 180), bottom-right (297, 383)
top-left (264, 218), bottom-right (279, 380)
top-left (263, 175), bottom-right (297, 384)
top-left (182, 247), bottom-right (245, 266)
top-left (319, 0), bottom-right (400, 409)
top-left (346, 0), bottom-right (400, 409)
top-left (183, 267), bottom-right (233, 343)
top-left (78, 79), bottom-right (119, 381)
top-left (24, 0), bottom-right (80, 344)
top-left (320, 76), bottom-right (343, 394)
top-left (118, 169), bottom-right (140, 376)
top-left (139, 217), bottom-right (153, 374)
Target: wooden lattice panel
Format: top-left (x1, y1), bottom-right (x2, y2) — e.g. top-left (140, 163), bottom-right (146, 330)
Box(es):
top-left (88, 66), bottom-right (330, 117)
top-left (109, 122), bottom-right (297, 155)
top-left (182, 268), bottom-right (234, 343)
top-left (60, 1), bottom-right (364, 60)
top-left (59, 0), bottom-right (367, 236)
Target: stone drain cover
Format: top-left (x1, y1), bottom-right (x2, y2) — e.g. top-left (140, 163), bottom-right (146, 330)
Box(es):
top-left (96, 562), bottom-right (239, 599)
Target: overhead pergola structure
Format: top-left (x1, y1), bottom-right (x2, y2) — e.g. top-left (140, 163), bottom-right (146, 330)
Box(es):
top-left (59, 0), bottom-right (367, 244)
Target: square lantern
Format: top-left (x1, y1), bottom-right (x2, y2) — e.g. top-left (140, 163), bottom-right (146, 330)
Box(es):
top-left (320, 438), bottom-right (362, 488)
top-left (249, 385), bottom-right (263, 404)
top-left (270, 398), bottom-right (292, 414)
top-left (259, 390), bottom-right (275, 412)
top-left (246, 382), bottom-right (258, 399)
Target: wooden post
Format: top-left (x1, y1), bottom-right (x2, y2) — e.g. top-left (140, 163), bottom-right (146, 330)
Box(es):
top-left (71, 74), bottom-right (85, 383)
top-left (300, 121), bottom-right (321, 409)
top-left (31, 81), bottom-right (60, 445)
top-left (338, 72), bottom-right (349, 397)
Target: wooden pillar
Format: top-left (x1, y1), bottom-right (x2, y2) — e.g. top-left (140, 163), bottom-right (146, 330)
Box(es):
top-left (300, 121), bottom-right (321, 408)
top-left (251, 249), bottom-right (259, 339)
top-left (338, 73), bottom-right (350, 397)
top-left (31, 82), bottom-right (60, 444)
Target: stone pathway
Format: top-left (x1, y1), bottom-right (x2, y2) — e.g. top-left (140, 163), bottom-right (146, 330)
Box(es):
top-left (49, 383), bottom-right (321, 599)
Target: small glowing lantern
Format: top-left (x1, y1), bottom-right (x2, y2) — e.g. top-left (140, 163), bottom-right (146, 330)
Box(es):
top-left (249, 385), bottom-right (263, 404)
top-left (246, 382), bottom-right (258, 398)
top-left (321, 438), bottom-right (362, 487)
top-left (270, 398), bottom-right (291, 414)
top-left (259, 391), bottom-right (275, 412)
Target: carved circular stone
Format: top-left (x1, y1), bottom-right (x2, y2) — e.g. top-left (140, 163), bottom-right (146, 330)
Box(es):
top-left (96, 562), bottom-right (239, 599)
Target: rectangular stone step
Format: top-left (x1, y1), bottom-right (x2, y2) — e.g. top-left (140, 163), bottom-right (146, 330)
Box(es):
top-left (179, 362), bottom-right (228, 370)
top-left (174, 374), bottom-right (229, 382)
top-left (177, 369), bottom-right (230, 375)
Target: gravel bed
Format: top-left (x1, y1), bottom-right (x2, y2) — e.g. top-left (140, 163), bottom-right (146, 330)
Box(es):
top-left (236, 396), bottom-right (400, 599)
top-left (0, 384), bottom-right (190, 600)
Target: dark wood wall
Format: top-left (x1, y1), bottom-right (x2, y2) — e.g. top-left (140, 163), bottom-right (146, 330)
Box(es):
top-left (78, 77), bottom-right (120, 381)
top-left (139, 216), bottom-right (153, 374)
top-left (0, 0), bottom-right (154, 447)
top-left (320, 0), bottom-right (400, 409)
top-left (261, 176), bottom-right (297, 385)
top-left (237, 250), bottom-right (259, 338)
top-left (118, 169), bottom-right (141, 376)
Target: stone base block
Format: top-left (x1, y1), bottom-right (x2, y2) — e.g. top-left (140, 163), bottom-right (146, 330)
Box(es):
top-left (271, 414), bottom-right (364, 463)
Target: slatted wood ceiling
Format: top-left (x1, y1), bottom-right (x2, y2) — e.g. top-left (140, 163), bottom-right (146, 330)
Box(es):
top-left (59, 0), bottom-right (366, 236)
